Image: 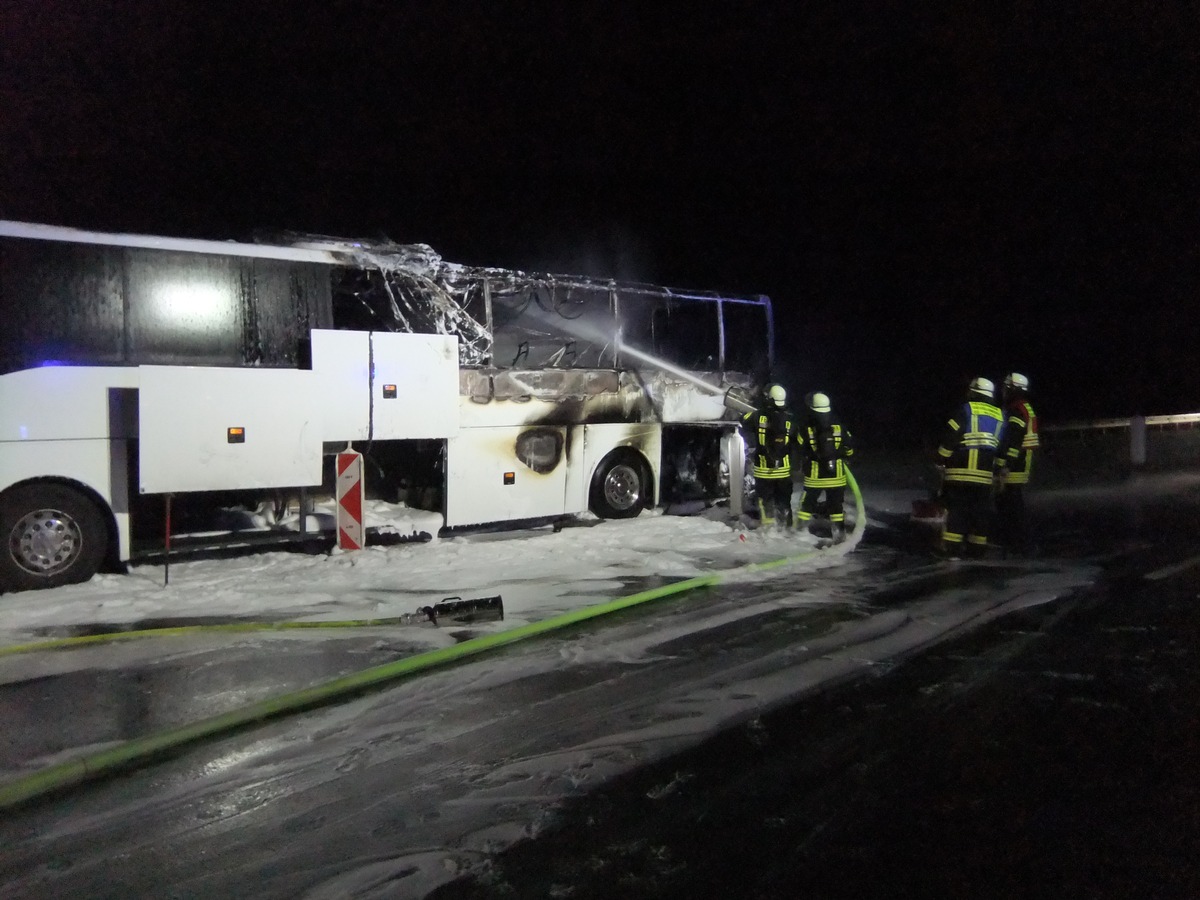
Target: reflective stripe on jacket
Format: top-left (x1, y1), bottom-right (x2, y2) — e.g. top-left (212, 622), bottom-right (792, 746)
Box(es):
top-left (801, 422), bottom-right (853, 488)
top-left (999, 399), bottom-right (1039, 485)
top-left (742, 409), bottom-right (795, 479)
top-left (937, 400), bottom-right (1004, 485)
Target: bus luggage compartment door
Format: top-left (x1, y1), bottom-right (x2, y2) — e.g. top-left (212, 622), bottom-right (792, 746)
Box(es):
top-left (138, 366), bottom-right (322, 493)
top-left (367, 331), bottom-right (459, 440)
top-left (445, 426), bottom-right (568, 527)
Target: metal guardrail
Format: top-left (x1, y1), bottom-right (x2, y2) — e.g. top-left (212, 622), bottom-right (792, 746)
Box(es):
top-left (1042, 412), bottom-right (1200, 433)
top-left (1039, 411), bottom-right (1200, 472)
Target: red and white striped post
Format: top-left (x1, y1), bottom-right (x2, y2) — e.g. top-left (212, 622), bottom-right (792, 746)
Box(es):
top-left (336, 449), bottom-right (364, 551)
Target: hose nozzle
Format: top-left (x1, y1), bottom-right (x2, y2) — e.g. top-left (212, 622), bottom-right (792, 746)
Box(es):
top-left (723, 386), bottom-right (757, 415)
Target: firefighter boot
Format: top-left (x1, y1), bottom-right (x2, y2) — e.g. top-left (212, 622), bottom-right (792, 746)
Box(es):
top-left (757, 499), bottom-right (774, 532)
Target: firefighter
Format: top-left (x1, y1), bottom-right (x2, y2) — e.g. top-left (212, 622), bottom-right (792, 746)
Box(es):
top-left (994, 372), bottom-right (1040, 556)
top-left (797, 391), bottom-right (854, 542)
top-left (740, 383), bottom-right (799, 530)
top-left (935, 377), bottom-right (1005, 558)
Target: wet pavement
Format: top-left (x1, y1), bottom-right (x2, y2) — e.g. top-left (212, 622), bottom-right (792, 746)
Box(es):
top-left (1, 475), bottom-right (1198, 898)
top-left (430, 500), bottom-right (1200, 899)
top-left (0, 632), bottom-right (431, 778)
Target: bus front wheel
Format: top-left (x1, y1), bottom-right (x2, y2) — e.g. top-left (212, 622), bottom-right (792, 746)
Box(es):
top-left (1, 484), bottom-right (107, 593)
top-left (589, 452), bottom-right (649, 519)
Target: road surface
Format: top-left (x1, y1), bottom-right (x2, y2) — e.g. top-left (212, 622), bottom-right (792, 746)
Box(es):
top-left (1, 480), bottom-right (1198, 899)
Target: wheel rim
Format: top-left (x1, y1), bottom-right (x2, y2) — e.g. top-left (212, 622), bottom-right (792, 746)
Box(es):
top-left (8, 507), bottom-right (83, 577)
top-left (603, 463), bottom-right (642, 512)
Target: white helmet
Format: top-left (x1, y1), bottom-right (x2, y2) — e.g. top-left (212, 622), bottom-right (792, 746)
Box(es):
top-left (806, 391), bottom-right (831, 413)
top-left (969, 376), bottom-right (995, 399)
top-left (1004, 372), bottom-right (1029, 392)
top-left (767, 384), bottom-right (787, 407)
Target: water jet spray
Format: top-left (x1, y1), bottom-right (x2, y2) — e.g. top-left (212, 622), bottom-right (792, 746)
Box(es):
top-left (614, 334), bottom-right (759, 415)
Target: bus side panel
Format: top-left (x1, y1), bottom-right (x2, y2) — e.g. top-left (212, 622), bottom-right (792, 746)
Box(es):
top-left (138, 367), bottom-right (322, 493)
top-left (646, 378), bottom-right (728, 423)
top-left (564, 424), bottom-right (587, 513)
top-left (0, 366), bottom-right (139, 441)
top-left (309, 329), bottom-right (371, 442)
top-left (445, 426), bottom-right (568, 527)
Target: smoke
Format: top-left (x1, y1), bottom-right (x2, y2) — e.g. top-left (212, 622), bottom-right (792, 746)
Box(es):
top-left (520, 225), bottom-right (656, 285)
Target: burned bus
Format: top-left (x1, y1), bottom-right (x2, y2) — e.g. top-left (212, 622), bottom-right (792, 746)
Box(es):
top-left (0, 220), bottom-right (773, 592)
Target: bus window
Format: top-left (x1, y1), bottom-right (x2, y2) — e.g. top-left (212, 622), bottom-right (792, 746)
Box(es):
top-left (648, 300), bottom-right (721, 372)
top-left (248, 259), bottom-right (334, 367)
top-left (489, 282), bottom-right (615, 369)
top-left (124, 249), bottom-right (246, 366)
top-left (0, 240), bottom-right (125, 374)
top-left (722, 299), bottom-right (771, 379)
top-left (330, 268), bottom-right (493, 365)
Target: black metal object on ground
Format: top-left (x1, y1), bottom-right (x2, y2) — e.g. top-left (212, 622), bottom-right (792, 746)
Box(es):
top-left (418, 595), bottom-right (505, 626)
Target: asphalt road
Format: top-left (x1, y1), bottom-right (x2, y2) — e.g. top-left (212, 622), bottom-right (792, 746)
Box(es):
top-left (1, 481), bottom-right (1197, 899)
top-left (431, 493), bottom-right (1200, 899)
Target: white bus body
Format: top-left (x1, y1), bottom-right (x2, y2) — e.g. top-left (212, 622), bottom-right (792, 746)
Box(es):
top-left (0, 221), bottom-right (773, 592)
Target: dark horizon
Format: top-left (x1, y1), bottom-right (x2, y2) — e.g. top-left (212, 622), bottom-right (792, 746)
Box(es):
top-left (3, 2), bottom-right (1197, 432)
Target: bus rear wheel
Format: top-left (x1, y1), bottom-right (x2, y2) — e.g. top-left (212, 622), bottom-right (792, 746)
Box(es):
top-left (589, 452), bottom-right (649, 519)
top-left (1, 484), bottom-right (107, 593)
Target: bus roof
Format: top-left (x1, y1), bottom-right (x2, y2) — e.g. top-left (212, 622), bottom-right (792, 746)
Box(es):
top-left (0, 219), bottom-right (771, 308)
top-left (0, 220), bottom-right (344, 265)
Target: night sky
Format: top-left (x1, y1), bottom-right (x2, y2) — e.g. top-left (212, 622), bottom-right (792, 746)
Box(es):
top-left (3, 2), bottom-right (1197, 440)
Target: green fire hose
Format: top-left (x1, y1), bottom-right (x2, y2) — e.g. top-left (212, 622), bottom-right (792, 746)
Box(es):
top-left (0, 469), bottom-right (863, 809)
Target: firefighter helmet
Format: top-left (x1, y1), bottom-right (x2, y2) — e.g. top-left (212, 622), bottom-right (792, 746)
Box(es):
top-left (969, 376), bottom-right (995, 399)
top-left (1004, 372), bottom-right (1029, 393)
top-left (766, 383), bottom-right (787, 407)
top-left (806, 391), bottom-right (831, 413)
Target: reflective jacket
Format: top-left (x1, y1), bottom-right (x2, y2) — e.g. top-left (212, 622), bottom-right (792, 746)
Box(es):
top-left (801, 416), bottom-right (853, 488)
top-left (741, 406), bottom-right (797, 479)
top-left (937, 400), bottom-right (1004, 485)
top-left (998, 398), bottom-right (1039, 485)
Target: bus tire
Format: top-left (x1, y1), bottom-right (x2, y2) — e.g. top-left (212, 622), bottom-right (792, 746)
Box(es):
top-left (1, 484), bottom-right (108, 593)
top-left (589, 451), bottom-right (649, 519)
